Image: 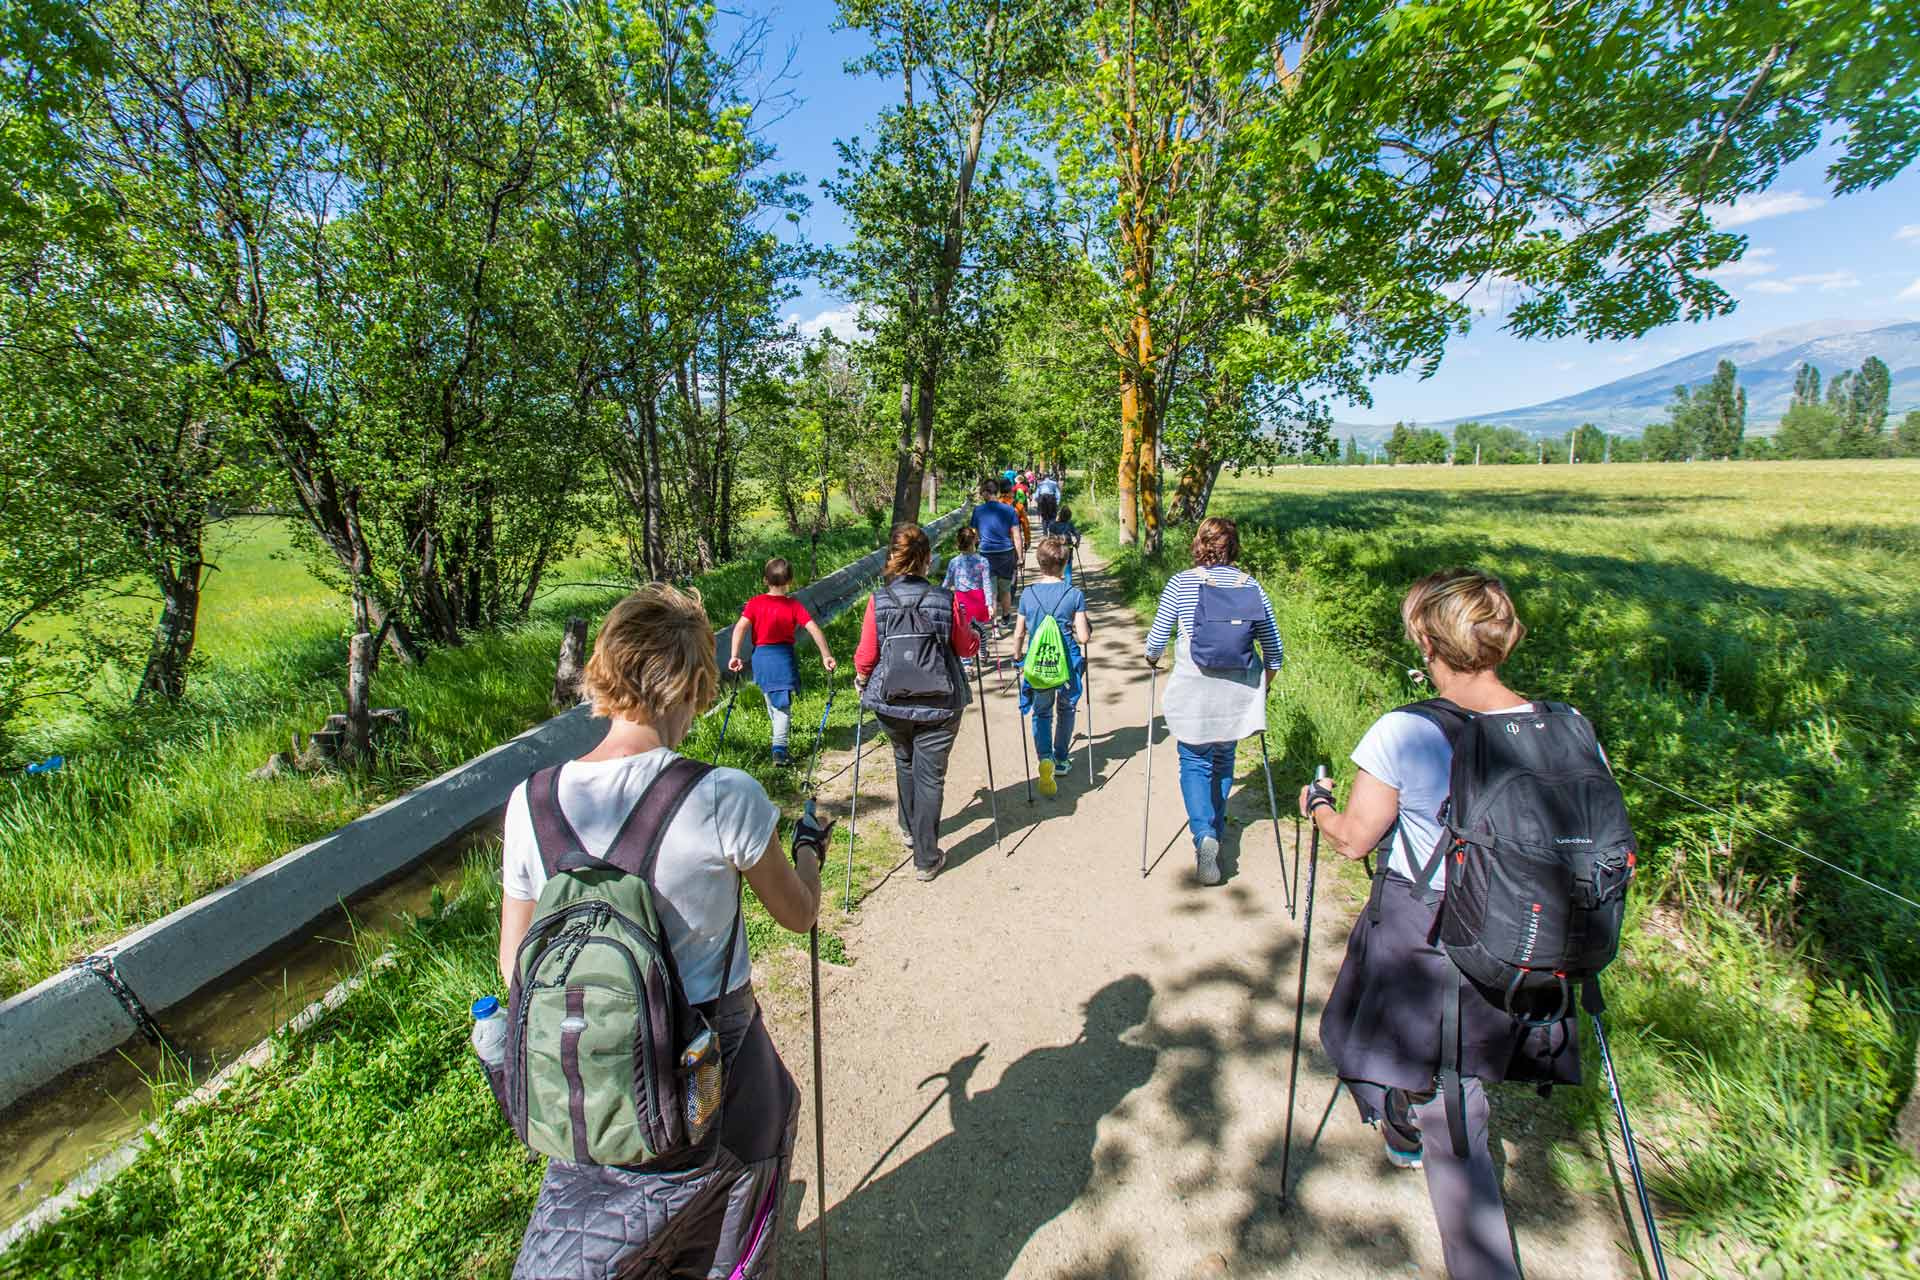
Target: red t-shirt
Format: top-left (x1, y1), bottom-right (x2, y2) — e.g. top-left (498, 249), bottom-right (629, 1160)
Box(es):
top-left (741, 593), bottom-right (812, 647)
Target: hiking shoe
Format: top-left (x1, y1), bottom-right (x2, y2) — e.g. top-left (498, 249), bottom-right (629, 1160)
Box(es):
top-left (771, 745), bottom-right (790, 766)
top-left (1037, 759), bottom-right (1057, 797)
top-left (1196, 836), bottom-right (1222, 885)
top-left (914, 853), bottom-right (947, 882)
top-left (1383, 1088), bottom-right (1425, 1170)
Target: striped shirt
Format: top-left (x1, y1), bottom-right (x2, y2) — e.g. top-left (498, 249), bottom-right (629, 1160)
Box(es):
top-left (1145, 566), bottom-right (1284, 669)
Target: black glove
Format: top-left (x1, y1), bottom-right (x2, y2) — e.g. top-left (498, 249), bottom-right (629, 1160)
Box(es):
top-left (791, 813), bottom-right (835, 863)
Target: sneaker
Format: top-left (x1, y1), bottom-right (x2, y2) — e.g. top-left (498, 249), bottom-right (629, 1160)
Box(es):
top-left (1037, 759), bottom-right (1057, 798)
top-left (1383, 1088), bottom-right (1425, 1170)
top-left (914, 852), bottom-right (947, 882)
top-left (1195, 836), bottom-right (1222, 885)
top-left (1053, 754), bottom-right (1072, 776)
top-left (771, 745), bottom-right (790, 766)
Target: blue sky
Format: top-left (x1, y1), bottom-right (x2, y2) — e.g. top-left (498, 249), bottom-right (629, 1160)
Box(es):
top-left (733, 2), bottom-right (1920, 425)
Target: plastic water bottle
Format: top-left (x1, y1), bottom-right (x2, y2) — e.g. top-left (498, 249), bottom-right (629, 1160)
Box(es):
top-left (470, 996), bottom-right (508, 1068)
top-left (471, 996), bottom-right (511, 1120)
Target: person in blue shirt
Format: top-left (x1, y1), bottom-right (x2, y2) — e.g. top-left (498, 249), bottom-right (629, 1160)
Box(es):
top-left (1011, 537), bottom-right (1091, 797)
top-left (969, 477), bottom-right (1025, 630)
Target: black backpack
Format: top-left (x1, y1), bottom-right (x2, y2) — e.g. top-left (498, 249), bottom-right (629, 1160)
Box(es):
top-left (1397, 698), bottom-right (1637, 1017)
top-left (1393, 699), bottom-right (1637, 1153)
top-left (870, 580), bottom-right (956, 706)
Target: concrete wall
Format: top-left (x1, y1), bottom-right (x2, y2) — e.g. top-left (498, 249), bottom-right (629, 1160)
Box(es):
top-left (0, 506), bottom-right (965, 1113)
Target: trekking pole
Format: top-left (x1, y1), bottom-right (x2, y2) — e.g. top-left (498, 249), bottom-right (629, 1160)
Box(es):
top-left (1588, 985), bottom-right (1671, 1280)
top-left (1140, 661), bottom-right (1159, 878)
top-left (970, 627), bottom-right (1004, 854)
top-left (802, 799), bottom-right (831, 1280)
top-left (801, 668), bottom-right (839, 800)
top-left (1081, 659), bottom-right (1093, 780)
top-left (1016, 681), bottom-right (1034, 805)
top-left (843, 707), bottom-right (862, 911)
top-left (1259, 731), bottom-right (1296, 919)
top-left (714, 675), bottom-right (741, 765)
top-left (1279, 764), bottom-right (1329, 1204)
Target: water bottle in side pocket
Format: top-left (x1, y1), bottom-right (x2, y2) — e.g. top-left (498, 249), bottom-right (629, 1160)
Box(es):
top-left (470, 995), bottom-right (512, 1122)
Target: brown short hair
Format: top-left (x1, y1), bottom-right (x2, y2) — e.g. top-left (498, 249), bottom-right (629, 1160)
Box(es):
top-left (1401, 569), bottom-right (1525, 674)
top-left (955, 527), bottom-right (978, 552)
top-left (1035, 536), bottom-right (1069, 577)
top-left (884, 523), bottom-right (932, 578)
top-left (763, 557), bottom-right (793, 588)
top-left (1191, 517), bottom-right (1239, 568)
top-left (582, 585), bottom-right (718, 722)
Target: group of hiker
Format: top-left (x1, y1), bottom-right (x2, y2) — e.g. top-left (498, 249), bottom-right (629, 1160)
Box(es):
top-left (482, 470), bottom-right (1641, 1280)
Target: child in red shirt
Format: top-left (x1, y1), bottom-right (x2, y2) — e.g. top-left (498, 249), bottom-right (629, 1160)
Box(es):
top-left (728, 558), bottom-right (838, 764)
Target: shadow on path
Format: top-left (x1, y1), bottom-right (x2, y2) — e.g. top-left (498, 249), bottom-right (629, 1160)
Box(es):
top-left (780, 976), bottom-right (1159, 1279)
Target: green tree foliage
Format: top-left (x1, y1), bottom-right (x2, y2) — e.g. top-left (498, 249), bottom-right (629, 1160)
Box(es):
top-left (1385, 422), bottom-right (1448, 464)
top-left (1770, 356), bottom-right (1896, 459)
top-left (1450, 421), bottom-right (1534, 465)
top-left (0, 0), bottom-right (802, 744)
top-left (829, 0), bottom-right (1070, 527)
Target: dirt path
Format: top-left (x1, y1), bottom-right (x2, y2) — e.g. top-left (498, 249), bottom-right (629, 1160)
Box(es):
top-left (764, 549), bottom-right (1645, 1280)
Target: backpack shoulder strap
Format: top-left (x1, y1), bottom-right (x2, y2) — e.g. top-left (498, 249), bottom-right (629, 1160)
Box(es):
top-left (526, 766), bottom-right (587, 879)
top-left (602, 756), bottom-right (716, 881)
top-left (1396, 697), bottom-right (1474, 745)
top-left (1388, 700), bottom-right (1474, 894)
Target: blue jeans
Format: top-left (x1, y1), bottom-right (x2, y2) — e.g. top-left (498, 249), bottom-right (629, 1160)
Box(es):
top-left (1018, 663), bottom-right (1083, 764)
top-left (1176, 740), bottom-right (1236, 848)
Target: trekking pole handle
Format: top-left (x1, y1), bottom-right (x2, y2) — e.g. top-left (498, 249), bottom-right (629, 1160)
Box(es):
top-left (1314, 765), bottom-right (1330, 782)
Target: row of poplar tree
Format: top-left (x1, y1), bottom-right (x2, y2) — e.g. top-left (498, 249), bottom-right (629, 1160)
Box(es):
top-left (4, 0), bottom-right (1917, 727)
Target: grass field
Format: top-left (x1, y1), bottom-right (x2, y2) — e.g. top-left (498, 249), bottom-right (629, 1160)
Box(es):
top-left (1097, 459), bottom-right (1920, 1275)
top-left (0, 513), bottom-right (887, 998)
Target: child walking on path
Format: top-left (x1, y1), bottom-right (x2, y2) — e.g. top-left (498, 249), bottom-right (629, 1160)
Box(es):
top-left (1012, 537), bottom-right (1091, 798)
top-left (729, 558), bottom-right (837, 765)
top-left (1036, 493), bottom-right (1081, 585)
top-left (942, 527), bottom-right (993, 637)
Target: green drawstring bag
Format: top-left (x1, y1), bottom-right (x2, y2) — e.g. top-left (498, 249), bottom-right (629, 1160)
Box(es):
top-left (1023, 592), bottom-right (1071, 689)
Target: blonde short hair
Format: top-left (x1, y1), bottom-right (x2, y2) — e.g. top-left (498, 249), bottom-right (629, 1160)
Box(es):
top-left (1401, 569), bottom-right (1525, 674)
top-left (583, 585), bottom-right (718, 722)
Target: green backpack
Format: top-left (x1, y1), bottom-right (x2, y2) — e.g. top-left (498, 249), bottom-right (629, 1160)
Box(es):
top-left (506, 757), bottom-right (731, 1166)
top-left (1022, 583), bottom-right (1074, 689)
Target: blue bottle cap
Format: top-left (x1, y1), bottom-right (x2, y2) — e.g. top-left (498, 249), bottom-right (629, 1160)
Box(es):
top-left (471, 996), bottom-right (500, 1019)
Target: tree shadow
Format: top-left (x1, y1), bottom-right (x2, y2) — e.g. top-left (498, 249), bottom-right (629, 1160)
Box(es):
top-left (778, 976), bottom-right (1160, 1279)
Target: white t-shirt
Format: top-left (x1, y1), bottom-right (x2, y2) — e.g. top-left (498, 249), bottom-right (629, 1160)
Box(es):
top-left (503, 749), bottom-right (780, 1003)
top-left (1351, 703), bottom-right (1536, 891)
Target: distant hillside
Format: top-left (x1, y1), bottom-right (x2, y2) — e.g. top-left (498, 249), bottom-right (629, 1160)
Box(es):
top-left (1339, 320), bottom-right (1920, 442)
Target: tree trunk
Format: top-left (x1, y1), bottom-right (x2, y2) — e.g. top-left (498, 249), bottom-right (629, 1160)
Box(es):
top-left (890, 372), bottom-right (921, 528)
top-left (345, 631), bottom-right (373, 761)
top-left (1117, 366), bottom-right (1139, 545)
top-left (552, 616), bottom-right (588, 710)
top-left (136, 552), bottom-right (205, 703)
top-left (641, 395), bottom-right (666, 580)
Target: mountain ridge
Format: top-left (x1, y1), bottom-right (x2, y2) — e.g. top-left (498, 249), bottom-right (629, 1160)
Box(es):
top-left (1338, 320), bottom-right (1920, 442)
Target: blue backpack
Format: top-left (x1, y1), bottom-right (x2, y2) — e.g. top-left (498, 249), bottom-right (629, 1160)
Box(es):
top-left (1190, 572), bottom-right (1265, 670)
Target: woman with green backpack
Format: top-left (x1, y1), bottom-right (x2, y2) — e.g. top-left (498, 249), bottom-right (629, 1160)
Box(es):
top-left (1012, 537), bottom-right (1091, 797)
top-left (495, 584), bottom-right (827, 1279)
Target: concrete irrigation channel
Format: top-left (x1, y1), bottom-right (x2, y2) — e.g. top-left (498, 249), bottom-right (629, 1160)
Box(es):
top-left (0, 507), bottom-right (963, 1247)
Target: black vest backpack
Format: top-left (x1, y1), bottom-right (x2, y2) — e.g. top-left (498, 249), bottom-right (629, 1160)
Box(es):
top-left (1393, 698), bottom-right (1637, 1154)
top-left (863, 579), bottom-right (963, 720)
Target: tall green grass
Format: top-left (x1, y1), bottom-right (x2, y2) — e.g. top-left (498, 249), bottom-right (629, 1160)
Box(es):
top-left (1094, 460), bottom-right (1920, 1276)
top-left (0, 517), bottom-right (882, 997)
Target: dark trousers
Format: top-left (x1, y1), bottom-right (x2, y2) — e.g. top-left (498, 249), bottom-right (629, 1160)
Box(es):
top-left (876, 711), bottom-right (960, 869)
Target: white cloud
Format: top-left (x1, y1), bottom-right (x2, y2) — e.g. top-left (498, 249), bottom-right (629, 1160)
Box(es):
top-left (1896, 224), bottom-right (1920, 244)
top-left (1790, 271), bottom-right (1860, 291)
top-left (1707, 190), bottom-right (1824, 228)
top-left (1708, 247), bottom-right (1777, 281)
top-left (1749, 280), bottom-right (1797, 295)
top-left (1899, 277), bottom-right (1920, 302)
top-left (786, 304), bottom-right (870, 342)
